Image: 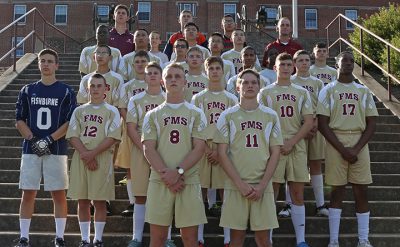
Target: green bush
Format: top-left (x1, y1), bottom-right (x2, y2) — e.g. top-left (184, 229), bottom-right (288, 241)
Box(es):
top-left (381, 34), bottom-right (400, 80)
top-left (349, 4), bottom-right (400, 67)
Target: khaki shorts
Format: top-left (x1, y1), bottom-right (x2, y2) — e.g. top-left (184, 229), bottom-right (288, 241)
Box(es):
top-left (68, 150), bottom-right (115, 200)
top-left (220, 188), bottom-right (278, 231)
top-left (114, 124), bottom-right (132, 169)
top-left (145, 182), bottom-right (207, 228)
top-left (199, 142), bottom-right (226, 189)
top-left (130, 144), bottom-right (150, 196)
top-left (19, 154), bottom-right (68, 191)
top-left (272, 139), bottom-right (309, 183)
top-left (306, 131), bottom-right (325, 161)
top-left (325, 132), bottom-right (372, 186)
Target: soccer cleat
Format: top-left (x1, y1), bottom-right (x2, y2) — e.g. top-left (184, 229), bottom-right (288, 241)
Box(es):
top-left (164, 239), bottom-right (177, 247)
top-left (14, 237), bottom-right (31, 247)
top-left (119, 176), bottom-right (128, 185)
top-left (79, 240), bottom-right (91, 247)
top-left (316, 204), bottom-right (329, 217)
top-left (327, 241), bottom-right (339, 247)
top-left (106, 201), bottom-right (113, 216)
top-left (198, 241), bottom-right (205, 247)
top-left (121, 204), bottom-right (134, 217)
top-left (54, 237), bottom-right (66, 247)
top-left (93, 240), bottom-right (104, 247)
top-left (357, 240), bottom-right (373, 247)
top-left (127, 239), bottom-right (142, 247)
top-left (278, 204), bottom-right (291, 218)
top-left (208, 203), bottom-right (222, 217)
top-left (296, 242), bottom-right (310, 247)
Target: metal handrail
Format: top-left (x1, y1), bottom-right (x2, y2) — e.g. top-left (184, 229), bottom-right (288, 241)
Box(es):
top-left (0, 7), bottom-right (85, 72)
top-left (236, 13), bottom-right (276, 41)
top-left (326, 13), bottom-right (400, 101)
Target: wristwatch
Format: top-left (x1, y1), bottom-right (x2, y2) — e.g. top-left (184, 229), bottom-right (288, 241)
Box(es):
top-left (176, 166), bottom-right (185, 175)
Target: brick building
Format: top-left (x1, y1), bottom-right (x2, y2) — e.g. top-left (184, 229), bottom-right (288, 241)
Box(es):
top-left (0, 0), bottom-right (396, 66)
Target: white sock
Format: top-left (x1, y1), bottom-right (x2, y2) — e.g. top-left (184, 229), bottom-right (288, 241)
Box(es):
top-left (285, 182), bottom-right (292, 204)
top-left (207, 189), bottom-right (217, 207)
top-left (133, 204), bottom-right (146, 241)
top-left (55, 218), bottom-right (67, 239)
top-left (198, 224), bottom-right (204, 243)
top-left (79, 221), bottom-right (91, 242)
top-left (94, 221), bottom-right (106, 242)
top-left (329, 208), bottom-right (342, 243)
top-left (269, 229), bottom-right (273, 244)
top-left (291, 204), bottom-right (306, 244)
top-left (167, 225), bottom-right (172, 240)
top-left (356, 211), bottom-right (370, 242)
top-left (223, 227), bottom-right (230, 244)
top-left (127, 179), bottom-right (135, 204)
top-left (311, 175), bottom-right (325, 207)
top-left (20, 218), bottom-right (31, 239)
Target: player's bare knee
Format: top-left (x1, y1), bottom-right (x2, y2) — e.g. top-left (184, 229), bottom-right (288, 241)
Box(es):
top-left (255, 231), bottom-right (269, 247)
top-left (308, 160), bottom-right (322, 174)
top-left (22, 190), bottom-right (37, 202)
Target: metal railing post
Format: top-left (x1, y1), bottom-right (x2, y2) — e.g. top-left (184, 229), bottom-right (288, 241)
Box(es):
top-left (42, 22), bottom-right (46, 49)
top-left (387, 45), bottom-right (392, 101)
top-left (338, 17), bottom-right (342, 53)
top-left (360, 29), bottom-right (364, 76)
top-left (32, 10), bottom-right (36, 53)
top-left (13, 24), bottom-right (17, 72)
top-left (326, 28), bottom-right (330, 57)
top-left (64, 36), bottom-right (66, 53)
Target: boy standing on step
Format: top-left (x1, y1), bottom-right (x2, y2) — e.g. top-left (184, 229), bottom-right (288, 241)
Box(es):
top-left (15, 48), bottom-right (77, 247)
top-left (317, 51), bottom-right (378, 247)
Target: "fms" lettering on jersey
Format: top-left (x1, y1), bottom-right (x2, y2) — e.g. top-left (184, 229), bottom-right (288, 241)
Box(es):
top-left (163, 116), bottom-right (188, 126)
top-left (187, 82), bottom-right (206, 88)
top-left (31, 97), bottom-right (59, 106)
top-left (240, 121), bottom-right (262, 130)
top-left (301, 85), bottom-right (314, 93)
top-left (316, 74), bottom-right (332, 81)
top-left (132, 88), bottom-right (145, 96)
top-left (207, 101), bottom-right (226, 111)
top-left (276, 94), bottom-right (296, 102)
top-left (339, 93), bottom-right (359, 101)
top-left (84, 114), bottom-right (103, 124)
top-left (145, 104), bottom-right (159, 112)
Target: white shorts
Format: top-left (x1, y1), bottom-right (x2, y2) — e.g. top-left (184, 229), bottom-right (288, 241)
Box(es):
top-left (19, 154), bottom-right (69, 191)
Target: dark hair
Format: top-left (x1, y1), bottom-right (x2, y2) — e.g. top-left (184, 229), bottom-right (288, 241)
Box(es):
top-left (134, 28), bottom-right (149, 35)
top-left (276, 52), bottom-right (293, 63)
top-left (209, 32), bottom-right (224, 40)
top-left (293, 50), bottom-right (310, 62)
top-left (134, 50), bottom-right (150, 61)
top-left (90, 73), bottom-right (107, 85)
top-left (314, 42), bottom-right (327, 49)
top-left (237, 69), bottom-right (260, 86)
top-left (335, 51), bottom-right (354, 63)
top-left (184, 22), bottom-right (199, 31)
top-left (223, 14), bottom-right (234, 20)
top-left (146, 62), bottom-right (162, 74)
top-left (174, 38), bottom-right (189, 48)
top-left (240, 46), bottom-right (256, 56)
top-left (114, 4), bottom-right (129, 14)
top-left (38, 49), bottom-right (59, 63)
top-left (95, 45), bottom-right (112, 56)
top-left (205, 56), bottom-right (224, 71)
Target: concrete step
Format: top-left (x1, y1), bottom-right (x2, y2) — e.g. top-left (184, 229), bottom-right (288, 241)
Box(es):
top-left (10, 78), bottom-right (81, 85)
top-left (22, 69), bottom-right (81, 74)
top-left (377, 108), bottom-right (393, 115)
top-left (1, 183), bottom-right (399, 201)
top-left (26, 64), bottom-right (79, 70)
top-left (17, 74), bottom-right (82, 80)
top-left (1, 232), bottom-right (397, 247)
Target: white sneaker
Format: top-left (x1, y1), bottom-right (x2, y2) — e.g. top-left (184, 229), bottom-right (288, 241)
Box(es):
top-left (278, 204), bottom-right (291, 218)
top-left (327, 241), bottom-right (339, 247)
top-left (357, 240), bottom-right (373, 247)
top-left (316, 205), bottom-right (329, 217)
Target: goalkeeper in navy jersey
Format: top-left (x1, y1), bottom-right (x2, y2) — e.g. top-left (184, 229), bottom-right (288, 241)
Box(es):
top-left (14, 49), bottom-right (77, 247)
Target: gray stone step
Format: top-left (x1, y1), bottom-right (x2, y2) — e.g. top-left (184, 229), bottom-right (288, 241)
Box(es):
top-left (10, 78), bottom-right (81, 85)
top-left (22, 69), bottom-right (80, 74)
top-left (26, 64), bottom-right (79, 70)
top-left (17, 74), bottom-right (82, 80)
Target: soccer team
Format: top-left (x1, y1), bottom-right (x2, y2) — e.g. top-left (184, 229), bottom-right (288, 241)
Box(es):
top-left (14, 4), bottom-right (378, 247)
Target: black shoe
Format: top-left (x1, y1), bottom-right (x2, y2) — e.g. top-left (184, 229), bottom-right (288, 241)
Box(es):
top-left (93, 240), bottom-right (104, 247)
top-left (54, 237), bottom-right (66, 247)
top-left (79, 240), bottom-right (91, 247)
top-left (14, 237), bottom-right (31, 247)
top-left (208, 203), bottom-right (222, 217)
top-left (106, 201), bottom-right (113, 216)
top-left (121, 203), bottom-right (134, 217)
top-left (90, 203), bottom-right (95, 215)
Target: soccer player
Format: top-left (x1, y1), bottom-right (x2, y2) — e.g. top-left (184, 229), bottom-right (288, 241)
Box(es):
top-left (191, 56), bottom-right (238, 247)
top-left (258, 53), bottom-right (313, 247)
top-left (15, 49), bottom-right (77, 247)
top-left (164, 39), bottom-right (189, 74)
top-left (66, 73), bottom-right (121, 247)
top-left (260, 48), bottom-right (278, 83)
top-left (108, 4), bottom-right (135, 56)
top-left (310, 42), bottom-right (338, 85)
top-left (119, 29), bottom-right (162, 81)
top-left (291, 50), bottom-right (328, 217)
top-left (215, 69), bottom-right (282, 247)
top-left (261, 17), bottom-right (303, 68)
top-left (125, 62), bottom-right (169, 247)
top-left (163, 10), bottom-right (207, 60)
top-left (79, 25), bottom-right (122, 77)
top-left (149, 31), bottom-right (169, 65)
top-left (185, 47), bottom-right (209, 102)
top-left (208, 32), bottom-right (236, 87)
top-left (317, 52), bottom-right (378, 247)
top-left (142, 63), bottom-right (207, 247)
top-left (227, 47), bottom-right (271, 98)
top-left (221, 15), bottom-right (236, 52)
top-left (77, 45), bottom-right (123, 107)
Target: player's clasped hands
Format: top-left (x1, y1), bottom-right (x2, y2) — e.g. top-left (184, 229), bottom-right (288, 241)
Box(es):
top-left (342, 147), bottom-right (359, 164)
top-left (80, 150), bottom-right (98, 171)
top-left (160, 168), bottom-right (182, 187)
top-left (281, 139), bottom-right (295, 155)
top-left (206, 150), bottom-right (219, 165)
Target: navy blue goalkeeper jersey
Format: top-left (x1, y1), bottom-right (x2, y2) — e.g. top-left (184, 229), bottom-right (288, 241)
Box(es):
top-left (15, 81), bottom-right (77, 155)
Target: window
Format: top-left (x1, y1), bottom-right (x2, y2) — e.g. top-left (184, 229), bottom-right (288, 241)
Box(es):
top-left (97, 5), bottom-right (110, 21)
top-left (345, 9), bottom-right (358, 30)
top-left (138, 2), bottom-right (151, 22)
top-left (259, 7), bottom-right (278, 27)
top-left (55, 5), bottom-right (67, 25)
top-left (224, 4), bottom-right (236, 22)
top-left (12, 37), bottom-right (24, 58)
top-left (177, 3), bottom-right (197, 17)
top-left (14, 5), bottom-right (26, 24)
top-left (305, 9), bottom-right (317, 29)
